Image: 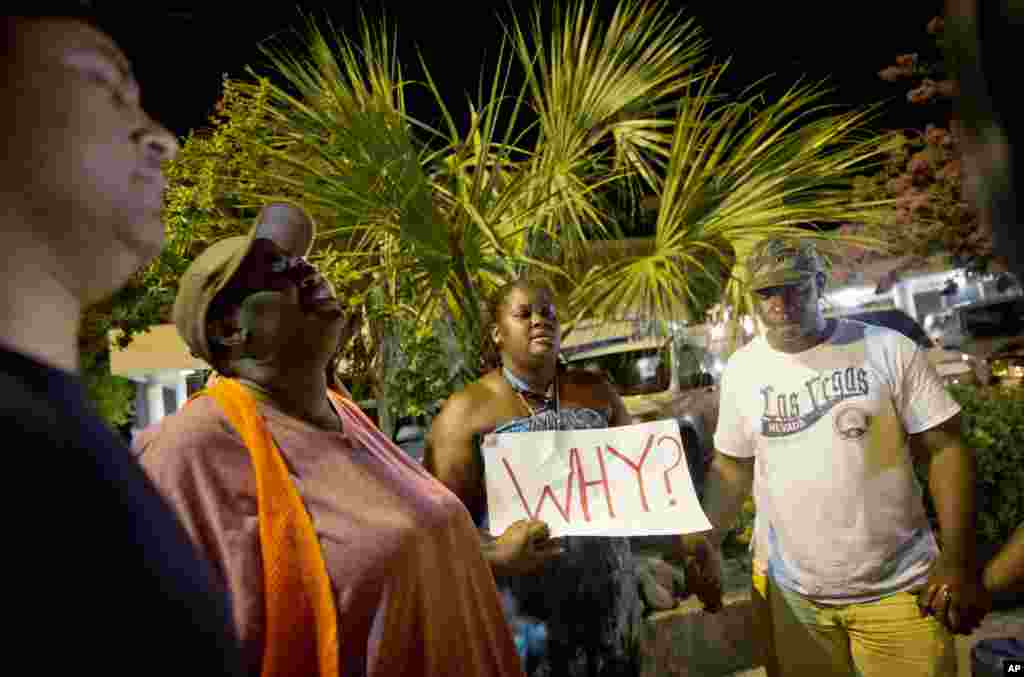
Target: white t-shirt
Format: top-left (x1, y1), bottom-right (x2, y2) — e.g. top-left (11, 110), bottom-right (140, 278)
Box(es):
top-left (715, 319), bottom-right (960, 604)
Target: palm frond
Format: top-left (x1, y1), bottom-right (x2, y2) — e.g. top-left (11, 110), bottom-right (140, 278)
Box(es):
top-left (161, 0), bottom-right (900, 391)
top-left (508, 0), bottom-right (712, 261)
top-left (571, 67), bottom-right (896, 325)
top-left (246, 15), bottom-right (450, 272)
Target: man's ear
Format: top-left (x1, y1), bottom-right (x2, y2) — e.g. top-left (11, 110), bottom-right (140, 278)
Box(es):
top-left (490, 323), bottom-right (502, 349)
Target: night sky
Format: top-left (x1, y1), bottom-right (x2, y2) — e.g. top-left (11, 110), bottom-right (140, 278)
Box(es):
top-left (109, 0), bottom-right (946, 142)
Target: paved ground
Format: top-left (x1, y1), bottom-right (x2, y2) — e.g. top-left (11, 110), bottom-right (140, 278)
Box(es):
top-left (638, 553), bottom-right (1024, 677)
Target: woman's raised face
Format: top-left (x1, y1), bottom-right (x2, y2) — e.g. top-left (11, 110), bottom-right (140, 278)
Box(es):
top-left (209, 238), bottom-right (344, 363)
top-left (494, 285), bottom-right (560, 364)
top-left (218, 238), bottom-right (339, 314)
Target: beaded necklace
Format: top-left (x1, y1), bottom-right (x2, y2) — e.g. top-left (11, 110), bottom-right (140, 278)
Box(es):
top-left (501, 366), bottom-right (560, 427)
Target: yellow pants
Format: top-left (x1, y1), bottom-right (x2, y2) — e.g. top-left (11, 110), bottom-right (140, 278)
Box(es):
top-left (759, 576), bottom-right (956, 677)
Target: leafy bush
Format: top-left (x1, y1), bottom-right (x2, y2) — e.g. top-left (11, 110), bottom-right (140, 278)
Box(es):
top-left (79, 344), bottom-right (136, 432)
top-left (722, 496), bottom-right (756, 560)
top-left (935, 384), bottom-right (1024, 549)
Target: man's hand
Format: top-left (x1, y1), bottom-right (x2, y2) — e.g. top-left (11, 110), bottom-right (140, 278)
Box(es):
top-left (910, 414), bottom-right (989, 634)
top-left (493, 519), bottom-right (564, 576)
top-left (918, 552), bottom-right (991, 634)
top-left (679, 533), bottom-right (724, 612)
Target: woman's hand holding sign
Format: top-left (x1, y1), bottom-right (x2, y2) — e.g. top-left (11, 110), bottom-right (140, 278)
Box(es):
top-left (493, 519), bottom-right (565, 576)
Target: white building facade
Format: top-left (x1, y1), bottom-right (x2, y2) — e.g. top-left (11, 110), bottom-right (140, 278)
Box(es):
top-left (109, 324), bottom-right (210, 438)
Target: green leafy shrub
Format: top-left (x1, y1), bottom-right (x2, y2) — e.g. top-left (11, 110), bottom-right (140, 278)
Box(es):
top-left (79, 344), bottom-right (136, 432)
top-left (722, 496), bottom-right (756, 560)
top-left (935, 384), bottom-right (1024, 549)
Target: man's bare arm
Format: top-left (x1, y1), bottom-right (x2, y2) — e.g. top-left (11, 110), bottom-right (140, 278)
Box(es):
top-left (910, 412), bottom-right (990, 633)
top-left (673, 449), bottom-right (754, 613)
top-left (983, 524), bottom-right (1024, 596)
top-left (701, 450), bottom-right (756, 548)
top-left (910, 414), bottom-right (978, 569)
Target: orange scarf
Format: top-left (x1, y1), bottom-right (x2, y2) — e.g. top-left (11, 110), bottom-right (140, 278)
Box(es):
top-left (196, 377), bottom-right (341, 677)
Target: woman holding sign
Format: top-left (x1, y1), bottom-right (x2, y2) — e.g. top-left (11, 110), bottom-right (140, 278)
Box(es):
top-left (426, 279), bottom-right (642, 676)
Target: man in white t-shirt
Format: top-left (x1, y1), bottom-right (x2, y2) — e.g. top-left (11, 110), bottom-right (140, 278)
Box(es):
top-left (682, 238), bottom-right (990, 676)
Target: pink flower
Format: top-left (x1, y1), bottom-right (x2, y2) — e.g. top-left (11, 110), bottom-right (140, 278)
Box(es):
top-left (925, 125), bottom-right (951, 147)
top-left (895, 188), bottom-right (930, 212)
top-left (886, 174), bottom-right (913, 195)
top-left (949, 115), bottom-right (965, 144)
top-left (879, 65), bottom-right (914, 82)
top-left (909, 152), bottom-right (932, 176)
top-left (939, 159), bottom-right (961, 182)
top-left (908, 190), bottom-right (931, 212)
top-left (926, 16), bottom-right (945, 34)
top-left (908, 80), bottom-right (938, 104)
top-left (935, 79), bottom-right (959, 98)
top-left (846, 244), bottom-right (870, 263)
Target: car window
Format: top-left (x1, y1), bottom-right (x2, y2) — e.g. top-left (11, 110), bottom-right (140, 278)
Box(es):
top-left (961, 299), bottom-right (1024, 338)
top-left (675, 341), bottom-right (713, 389)
top-left (577, 346), bottom-right (671, 396)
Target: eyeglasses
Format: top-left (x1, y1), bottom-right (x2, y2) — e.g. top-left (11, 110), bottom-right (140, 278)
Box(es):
top-left (211, 251), bottom-right (316, 315)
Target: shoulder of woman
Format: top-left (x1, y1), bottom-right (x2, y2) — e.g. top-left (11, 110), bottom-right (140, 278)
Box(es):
top-left (434, 373), bottom-right (504, 433)
top-left (136, 396), bottom-right (248, 479)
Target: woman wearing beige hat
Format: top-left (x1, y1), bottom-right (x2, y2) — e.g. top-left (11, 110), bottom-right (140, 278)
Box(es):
top-left (135, 203), bottom-right (525, 677)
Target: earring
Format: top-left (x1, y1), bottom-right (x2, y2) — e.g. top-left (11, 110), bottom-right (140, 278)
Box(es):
top-left (218, 329), bottom-right (248, 347)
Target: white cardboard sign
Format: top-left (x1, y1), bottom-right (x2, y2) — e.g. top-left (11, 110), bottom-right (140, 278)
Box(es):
top-left (482, 419), bottom-right (712, 537)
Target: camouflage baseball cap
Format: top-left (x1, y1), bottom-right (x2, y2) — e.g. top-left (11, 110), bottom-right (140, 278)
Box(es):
top-left (747, 238), bottom-right (826, 291)
top-left (172, 203), bottom-right (315, 366)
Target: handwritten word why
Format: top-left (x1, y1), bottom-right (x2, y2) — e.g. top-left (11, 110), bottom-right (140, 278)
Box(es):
top-left (484, 420), bottom-right (711, 537)
top-left (501, 433), bottom-right (685, 525)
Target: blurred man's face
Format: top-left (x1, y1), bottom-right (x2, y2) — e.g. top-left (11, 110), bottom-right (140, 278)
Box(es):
top-left (2, 18), bottom-right (178, 303)
top-left (754, 276), bottom-right (822, 344)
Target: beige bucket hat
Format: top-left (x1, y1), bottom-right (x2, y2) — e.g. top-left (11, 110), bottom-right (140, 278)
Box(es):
top-left (172, 202), bottom-right (315, 365)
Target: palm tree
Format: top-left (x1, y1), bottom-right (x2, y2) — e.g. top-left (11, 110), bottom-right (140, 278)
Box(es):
top-left (571, 69), bottom-right (897, 344)
top-left (147, 0), bottom-right (893, 433)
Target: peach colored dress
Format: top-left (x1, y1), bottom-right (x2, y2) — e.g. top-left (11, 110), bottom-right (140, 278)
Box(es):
top-left (136, 394), bottom-right (524, 677)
